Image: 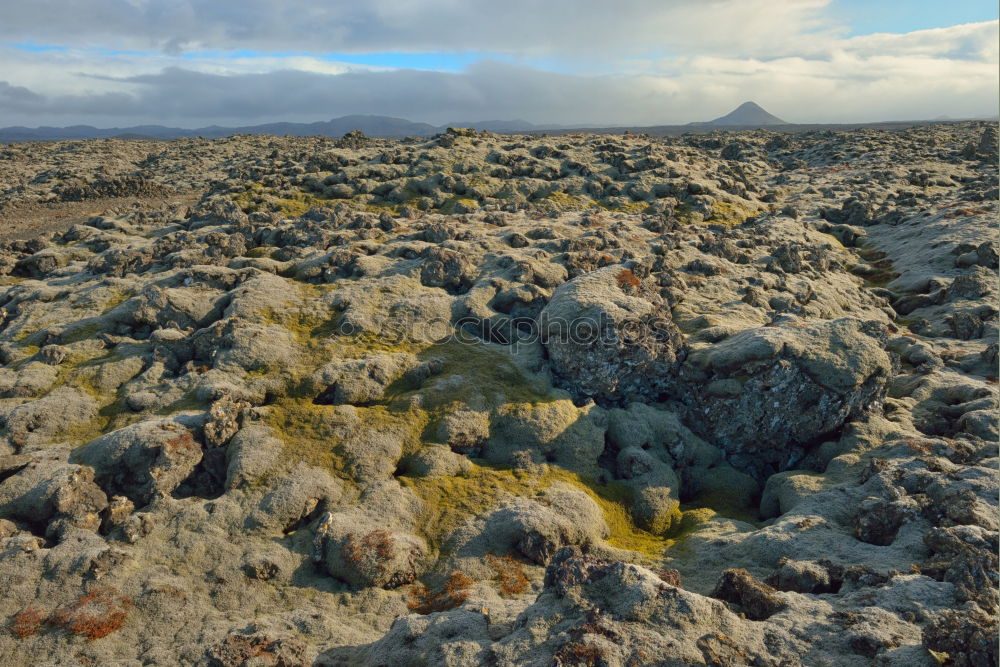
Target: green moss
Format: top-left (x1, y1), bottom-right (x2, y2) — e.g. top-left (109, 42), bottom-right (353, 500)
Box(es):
top-left (400, 463), bottom-right (542, 550)
top-left (674, 201), bottom-right (697, 224)
top-left (598, 199), bottom-right (650, 214)
top-left (439, 196), bottom-right (480, 214)
top-left (234, 176), bottom-right (664, 219)
top-left (407, 340), bottom-right (551, 408)
top-left (61, 417), bottom-right (112, 447)
top-left (60, 321), bottom-right (106, 345)
top-left (277, 198), bottom-right (312, 217)
top-left (100, 288), bottom-right (135, 314)
top-left (263, 339), bottom-right (552, 470)
top-left (12, 326), bottom-right (39, 343)
top-left (237, 287), bottom-right (701, 562)
top-left (13, 363), bottom-right (121, 448)
top-left (232, 184), bottom-right (266, 213)
top-left (263, 397), bottom-right (350, 472)
top-left (235, 181), bottom-right (413, 218)
top-left (154, 392), bottom-right (206, 416)
top-left (681, 486), bottom-right (762, 527)
top-left (2, 345), bottom-right (40, 372)
top-left (245, 246), bottom-right (275, 259)
top-left (669, 508), bottom-right (717, 540)
top-left (542, 191), bottom-right (599, 211)
top-left (259, 297), bottom-right (341, 350)
top-left (264, 387), bottom-right (430, 474)
top-left (355, 404), bottom-right (432, 459)
top-left (552, 471), bottom-right (675, 558)
top-left (706, 199), bottom-right (762, 226)
top-left (63, 392), bottom-right (133, 448)
top-left (360, 200), bottom-right (403, 215)
top-left (399, 462), bottom-right (686, 560)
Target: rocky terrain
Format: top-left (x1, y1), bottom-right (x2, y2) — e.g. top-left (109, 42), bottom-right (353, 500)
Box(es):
top-left (0, 121), bottom-right (995, 666)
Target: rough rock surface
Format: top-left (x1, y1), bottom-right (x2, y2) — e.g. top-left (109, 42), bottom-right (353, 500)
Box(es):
top-left (0, 122), bottom-right (995, 665)
top-left (540, 264), bottom-right (683, 405)
top-left (681, 317), bottom-right (895, 475)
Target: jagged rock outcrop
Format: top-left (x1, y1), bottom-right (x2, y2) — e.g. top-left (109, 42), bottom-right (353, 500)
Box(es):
top-left (540, 264), bottom-right (683, 406)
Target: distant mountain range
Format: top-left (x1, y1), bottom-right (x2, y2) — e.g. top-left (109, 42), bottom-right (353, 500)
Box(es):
top-left (0, 115), bottom-right (552, 143)
top-left (2, 103), bottom-right (988, 143)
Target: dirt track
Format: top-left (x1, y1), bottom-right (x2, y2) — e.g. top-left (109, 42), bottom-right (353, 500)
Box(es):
top-left (0, 192), bottom-right (200, 241)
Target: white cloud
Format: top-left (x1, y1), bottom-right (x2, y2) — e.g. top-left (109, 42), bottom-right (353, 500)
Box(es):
top-left (843, 20), bottom-right (999, 59)
top-left (1, 0), bottom-right (837, 58)
top-left (0, 2), bottom-right (995, 128)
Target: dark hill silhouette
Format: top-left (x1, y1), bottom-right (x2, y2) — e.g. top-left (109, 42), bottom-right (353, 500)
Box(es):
top-left (0, 115), bottom-right (440, 142)
top-left (697, 101), bottom-right (787, 126)
top-left (0, 115), bottom-right (542, 143)
top-left (3, 108), bottom-right (987, 144)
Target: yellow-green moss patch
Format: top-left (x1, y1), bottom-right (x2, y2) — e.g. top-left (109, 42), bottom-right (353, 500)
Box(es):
top-left (399, 462), bottom-right (543, 550)
top-left (400, 463), bottom-right (681, 560)
top-left (263, 397), bottom-right (350, 472)
top-left (681, 488), bottom-right (762, 527)
top-left (542, 192), bottom-right (599, 211)
top-left (706, 199), bottom-right (758, 225)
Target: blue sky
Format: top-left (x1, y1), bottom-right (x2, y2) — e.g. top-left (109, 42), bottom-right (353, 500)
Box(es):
top-left (832, 0), bottom-right (997, 36)
top-left (0, 0), bottom-right (996, 126)
top-left (5, 43), bottom-right (580, 74)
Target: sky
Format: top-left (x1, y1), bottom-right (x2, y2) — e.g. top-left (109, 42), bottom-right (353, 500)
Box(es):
top-left (0, 0), bottom-right (996, 129)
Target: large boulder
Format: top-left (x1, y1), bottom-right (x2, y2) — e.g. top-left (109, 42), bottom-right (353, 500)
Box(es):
top-left (539, 265), bottom-right (682, 406)
top-left (311, 353), bottom-right (418, 406)
top-left (315, 512), bottom-right (429, 589)
top-left (247, 463), bottom-right (342, 533)
top-left (0, 451), bottom-right (108, 538)
top-left (454, 483), bottom-right (609, 564)
top-left (483, 400), bottom-right (606, 475)
top-left (616, 447), bottom-right (681, 534)
top-left (1, 387), bottom-right (98, 450)
top-left (224, 424), bottom-right (283, 490)
top-left (681, 318), bottom-right (894, 476)
top-left (0, 361), bottom-right (59, 398)
top-left (74, 417), bottom-right (203, 505)
top-left (710, 568), bottom-right (788, 621)
top-left (420, 246), bottom-right (476, 293)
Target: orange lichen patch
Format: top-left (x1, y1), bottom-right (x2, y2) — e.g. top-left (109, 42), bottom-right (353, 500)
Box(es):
top-left (942, 206), bottom-right (992, 218)
top-left (615, 268), bottom-right (641, 289)
top-left (48, 587), bottom-right (132, 641)
top-left (553, 642), bottom-right (602, 665)
top-left (162, 431), bottom-right (199, 457)
top-left (407, 572), bottom-right (473, 614)
top-left (486, 553), bottom-right (530, 596)
top-left (9, 606), bottom-right (45, 638)
top-left (897, 437), bottom-right (936, 455)
top-left (653, 568), bottom-right (683, 587)
top-left (342, 529), bottom-right (395, 570)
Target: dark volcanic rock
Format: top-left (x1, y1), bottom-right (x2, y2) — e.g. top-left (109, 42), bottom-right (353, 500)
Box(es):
top-left (710, 568), bottom-right (788, 621)
top-left (539, 264), bottom-right (683, 406)
top-left (680, 318), bottom-right (894, 475)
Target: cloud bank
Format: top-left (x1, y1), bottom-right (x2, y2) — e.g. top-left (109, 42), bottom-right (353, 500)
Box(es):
top-left (0, 0), bottom-right (837, 58)
top-left (0, 0), bottom-right (995, 127)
